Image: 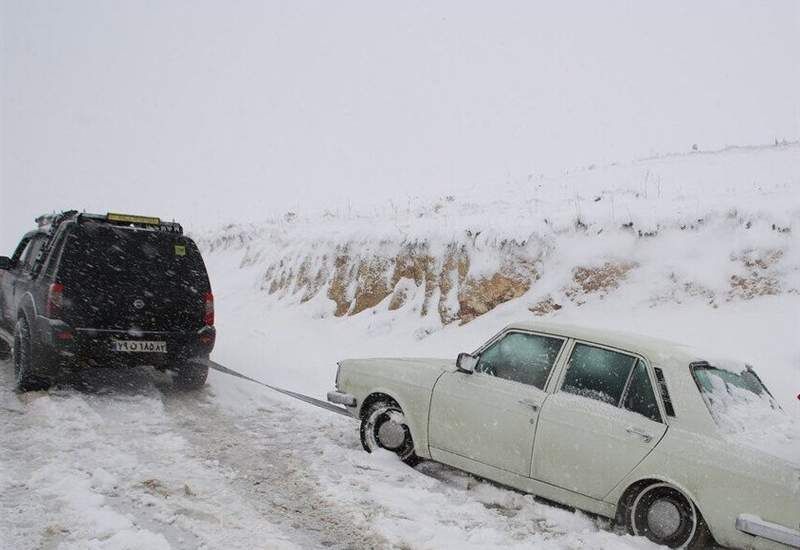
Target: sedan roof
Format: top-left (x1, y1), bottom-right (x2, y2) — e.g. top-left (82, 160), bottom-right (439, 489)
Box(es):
top-left (505, 320), bottom-right (715, 368)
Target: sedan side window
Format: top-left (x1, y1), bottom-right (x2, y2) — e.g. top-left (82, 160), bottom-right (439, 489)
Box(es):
top-left (475, 332), bottom-right (564, 389)
top-left (622, 360), bottom-right (662, 422)
top-left (562, 343), bottom-right (636, 405)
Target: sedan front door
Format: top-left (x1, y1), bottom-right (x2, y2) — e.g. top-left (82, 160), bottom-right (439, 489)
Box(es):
top-left (428, 331), bottom-right (566, 477)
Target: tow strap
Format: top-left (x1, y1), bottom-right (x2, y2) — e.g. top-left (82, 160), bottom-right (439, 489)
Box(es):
top-left (198, 359), bottom-right (352, 417)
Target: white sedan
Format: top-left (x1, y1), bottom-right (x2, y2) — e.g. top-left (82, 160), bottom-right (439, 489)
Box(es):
top-left (328, 321), bottom-right (800, 549)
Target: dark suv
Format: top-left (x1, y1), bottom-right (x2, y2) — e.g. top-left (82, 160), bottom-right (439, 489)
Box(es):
top-left (0, 211), bottom-right (215, 391)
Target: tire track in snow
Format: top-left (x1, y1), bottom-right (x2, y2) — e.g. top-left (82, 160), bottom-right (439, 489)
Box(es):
top-left (160, 380), bottom-right (391, 550)
top-left (0, 363), bottom-right (387, 549)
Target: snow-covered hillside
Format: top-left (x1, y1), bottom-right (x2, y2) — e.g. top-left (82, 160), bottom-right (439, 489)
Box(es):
top-left (199, 143), bottom-right (800, 406)
top-left (198, 143), bottom-right (800, 326)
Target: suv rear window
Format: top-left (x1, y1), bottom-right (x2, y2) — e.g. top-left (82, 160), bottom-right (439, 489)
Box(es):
top-left (60, 224), bottom-right (208, 287)
top-left (58, 223), bottom-right (210, 330)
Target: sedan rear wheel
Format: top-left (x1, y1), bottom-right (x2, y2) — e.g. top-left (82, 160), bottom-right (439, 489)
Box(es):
top-left (628, 483), bottom-right (709, 548)
top-left (360, 400), bottom-right (419, 466)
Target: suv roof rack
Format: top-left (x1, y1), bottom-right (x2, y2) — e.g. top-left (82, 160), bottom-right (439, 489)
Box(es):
top-left (77, 212), bottom-right (183, 234)
top-left (28, 210), bottom-right (184, 276)
top-left (35, 210), bottom-right (79, 231)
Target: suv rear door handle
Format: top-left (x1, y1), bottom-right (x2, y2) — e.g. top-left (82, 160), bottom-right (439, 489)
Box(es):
top-left (518, 398), bottom-right (540, 412)
top-left (625, 426), bottom-right (653, 443)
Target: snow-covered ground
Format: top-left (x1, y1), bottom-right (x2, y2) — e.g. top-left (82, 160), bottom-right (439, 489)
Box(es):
top-left (0, 349), bottom-right (663, 550)
top-left (2, 144), bottom-right (799, 549)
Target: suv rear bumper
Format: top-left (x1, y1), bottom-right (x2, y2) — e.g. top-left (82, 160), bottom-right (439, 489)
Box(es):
top-left (35, 316), bottom-right (215, 370)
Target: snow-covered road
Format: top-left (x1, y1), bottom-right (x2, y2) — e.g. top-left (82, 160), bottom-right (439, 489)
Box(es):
top-left (0, 362), bottom-right (387, 549)
top-left (0, 357), bottom-right (662, 550)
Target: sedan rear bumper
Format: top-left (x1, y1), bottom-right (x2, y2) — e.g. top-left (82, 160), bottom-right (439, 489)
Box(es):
top-left (736, 514), bottom-right (800, 548)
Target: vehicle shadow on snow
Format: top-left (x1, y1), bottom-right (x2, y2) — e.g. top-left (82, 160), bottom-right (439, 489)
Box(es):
top-left (416, 458), bottom-right (614, 522)
top-left (1, 359), bottom-right (210, 401)
top-left (65, 367), bottom-right (213, 399)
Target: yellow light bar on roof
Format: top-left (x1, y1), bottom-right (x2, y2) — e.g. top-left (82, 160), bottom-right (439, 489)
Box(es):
top-left (106, 212), bottom-right (161, 225)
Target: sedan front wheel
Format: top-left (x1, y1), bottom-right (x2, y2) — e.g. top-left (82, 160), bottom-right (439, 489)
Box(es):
top-left (359, 400), bottom-right (419, 466)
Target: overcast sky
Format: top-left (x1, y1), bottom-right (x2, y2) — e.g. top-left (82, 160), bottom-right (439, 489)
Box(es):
top-left (1, 1), bottom-right (798, 252)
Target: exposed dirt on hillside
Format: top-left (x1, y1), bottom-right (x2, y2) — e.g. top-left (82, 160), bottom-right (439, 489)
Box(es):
top-left (203, 212), bottom-right (799, 326)
top-left (529, 296), bottom-right (563, 316)
top-left (729, 248), bottom-right (783, 299)
top-left (257, 237), bottom-right (800, 324)
top-left (261, 240), bottom-right (540, 324)
top-left (528, 262), bottom-right (636, 316)
top-left (566, 261), bottom-right (638, 305)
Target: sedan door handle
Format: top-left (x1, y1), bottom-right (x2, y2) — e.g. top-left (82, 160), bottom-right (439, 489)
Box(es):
top-left (625, 426), bottom-right (653, 443)
top-left (518, 398), bottom-right (540, 412)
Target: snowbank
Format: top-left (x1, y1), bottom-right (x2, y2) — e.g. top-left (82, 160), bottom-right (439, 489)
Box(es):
top-left (196, 142), bottom-right (800, 327)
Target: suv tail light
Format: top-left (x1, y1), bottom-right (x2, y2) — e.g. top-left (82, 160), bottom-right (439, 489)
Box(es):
top-left (47, 283), bottom-right (64, 318)
top-left (204, 292), bottom-right (214, 326)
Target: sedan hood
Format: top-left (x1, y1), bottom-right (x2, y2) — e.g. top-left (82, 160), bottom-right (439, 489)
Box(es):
top-left (342, 357), bottom-right (455, 373)
top-left (338, 357), bottom-right (456, 389)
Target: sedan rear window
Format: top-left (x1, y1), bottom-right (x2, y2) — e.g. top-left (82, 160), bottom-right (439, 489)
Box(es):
top-left (691, 362), bottom-right (798, 462)
top-left (562, 344), bottom-right (637, 405)
top-left (691, 362), bottom-right (781, 435)
top-left (623, 361), bottom-right (662, 422)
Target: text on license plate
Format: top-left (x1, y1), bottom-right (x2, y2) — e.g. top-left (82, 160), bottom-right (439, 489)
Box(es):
top-left (111, 340), bottom-right (167, 353)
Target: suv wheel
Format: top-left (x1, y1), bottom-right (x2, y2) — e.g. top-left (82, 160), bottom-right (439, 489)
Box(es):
top-left (14, 318), bottom-right (51, 392)
top-left (173, 361), bottom-right (209, 390)
top-left (0, 336), bottom-right (11, 361)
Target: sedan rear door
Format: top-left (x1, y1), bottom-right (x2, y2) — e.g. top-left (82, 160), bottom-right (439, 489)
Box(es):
top-left (532, 342), bottom-right (667, 500)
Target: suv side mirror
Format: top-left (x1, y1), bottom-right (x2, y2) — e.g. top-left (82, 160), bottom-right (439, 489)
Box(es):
top-left (456, 352), bottom-right (478, 374)
top-left (0, 256), bottom-right (11, 270)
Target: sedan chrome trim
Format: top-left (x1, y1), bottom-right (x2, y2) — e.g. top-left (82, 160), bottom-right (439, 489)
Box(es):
top-left (736, 514), bottom-right (800, 548)
top-left (327, 391), bottom-right (357, 407)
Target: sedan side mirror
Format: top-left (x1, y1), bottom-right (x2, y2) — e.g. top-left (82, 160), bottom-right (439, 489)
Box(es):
top-left (0, 256), bottom-right (11, 270)
top-left (456, 352), bottom-right (478, 374)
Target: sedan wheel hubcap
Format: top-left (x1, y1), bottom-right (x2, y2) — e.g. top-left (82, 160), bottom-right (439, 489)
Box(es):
top-left (377, 419), bottom-right (406, 450)
top-left (647, 499), bottom-right (682, 539)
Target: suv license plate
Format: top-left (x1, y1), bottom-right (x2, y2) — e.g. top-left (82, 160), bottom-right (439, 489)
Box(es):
top-left (111, 340), bottom-right (167, 353)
